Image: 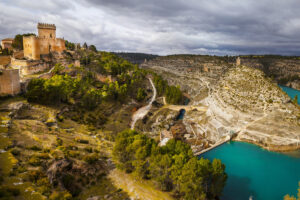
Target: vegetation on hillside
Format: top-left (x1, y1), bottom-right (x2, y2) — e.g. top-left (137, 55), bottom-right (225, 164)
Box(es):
top-left (65, 40), bottom-right (76, 50)
top-left (278, 75), bottom-right (300, 85)
top-left (0, 47), bottom-right (209, 199)
top-left (0, 45), bottom-right (13, 55)
top-left (113, 129), bottom-right (227, 200)
top-left (26, 52), bottom-right (147, 107)
top-left (153, 74), bottom-right (183, 104)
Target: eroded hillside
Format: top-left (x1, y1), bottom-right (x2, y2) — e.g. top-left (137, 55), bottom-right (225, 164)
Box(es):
top-left (141, 56), bottom-right (300, 153)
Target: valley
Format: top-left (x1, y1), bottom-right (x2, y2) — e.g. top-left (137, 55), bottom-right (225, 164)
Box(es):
top-left (141, 55), bottom-right (300, 154)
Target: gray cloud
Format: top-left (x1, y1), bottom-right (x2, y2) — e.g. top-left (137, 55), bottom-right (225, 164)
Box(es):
top-left (0, 0), bottom-right (300, 55)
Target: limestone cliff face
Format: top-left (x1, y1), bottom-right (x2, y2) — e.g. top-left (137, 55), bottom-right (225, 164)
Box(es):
top-left (141, 55), bottom-right (234, 101)
top-left (142, 55), bottom-right (300, 152)
top-left (205, 66), bottom-right (300, 150)
top-left (239, 57), bottom-right (300, 90)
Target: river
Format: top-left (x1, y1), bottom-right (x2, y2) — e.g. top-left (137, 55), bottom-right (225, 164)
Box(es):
top-left (131, 78), bottom-right (157, 129)
top-left (279, 85), bottom-right (300, 105)
top-left (201, 141), bottom-right (300, 200)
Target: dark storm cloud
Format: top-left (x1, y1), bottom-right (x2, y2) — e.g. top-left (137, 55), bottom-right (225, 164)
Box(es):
top-left (1, 0), bottom-right (300, 55)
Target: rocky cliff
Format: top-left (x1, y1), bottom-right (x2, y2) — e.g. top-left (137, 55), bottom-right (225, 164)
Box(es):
top-left (141, 55), bottom-right (300, 153)
top-left (239, 56), bottom-right (300, 90)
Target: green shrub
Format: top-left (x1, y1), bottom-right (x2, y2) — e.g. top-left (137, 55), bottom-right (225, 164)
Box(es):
top-left (37, 178), bottom-right (52, 196)
top-left (75, 138), bottom-right (89, 144)
top-left (136, 88), bottom-right (147, 101)
top-left (56, 137), bottom-right (63, 146)
top-left (0, 186), bottom-right (20, 197)
top-left (10, 148), bottom-right (20, 156)
top-left (84, 147), bottom-right (93, 153)
top-left (83, 153), bottom-right (99, 164)
top-left (28, 156), bottom-right (42, 166)
top-left (113, 129), bottom-right (227, 199)
top-left (49, 191), bottom-right (72, 200)
top-left (29, 145), bottom-right (42, 151)
top-left (38, 153), bottom-right (50, 159)
top-left (27, 170), bottom-right (46, 183)
top-left (67, 150), bottom-right (80, 158)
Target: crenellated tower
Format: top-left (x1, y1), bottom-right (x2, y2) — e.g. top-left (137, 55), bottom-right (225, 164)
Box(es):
top-left (37, 23), bottom-right (56, 39)
top-left (23, 23), bottom-right (65, 60)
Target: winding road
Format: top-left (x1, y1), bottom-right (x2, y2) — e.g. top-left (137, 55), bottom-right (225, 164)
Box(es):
top-left (131, 78), bottom-right (157, 129)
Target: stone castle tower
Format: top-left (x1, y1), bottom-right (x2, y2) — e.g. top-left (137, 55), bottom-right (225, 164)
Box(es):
top-left (236, 57), bottom-right (241, 66)
top-left (23, 23), bottom-right (66, 60)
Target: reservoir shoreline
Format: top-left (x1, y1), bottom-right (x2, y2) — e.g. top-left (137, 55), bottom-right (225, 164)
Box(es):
top-left (201, 141), bottom-right (300, 200)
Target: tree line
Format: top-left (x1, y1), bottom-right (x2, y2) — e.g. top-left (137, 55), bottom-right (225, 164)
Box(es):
top-left (113, 129), bottom-right (227, 200)
top-left (153, 74), bottom-right (183, 104)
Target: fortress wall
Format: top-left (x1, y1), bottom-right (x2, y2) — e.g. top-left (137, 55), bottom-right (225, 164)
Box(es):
top-left (11, 58), bottom-right (30, 67)
top-left (19, 62), bottom-right (50, 76)
top-left (53, 38), bottom-right (66, 52)
top-left (0, 69), bottom-right (20, 96)
top-left (38, 38), bottom-right (65, 55)
top-left (11, 58), bottom-right (40, 67)
top-left (23, 36), bottom-right (40, 60)
top-left (13, 51), bottom-right (24, 59)
top-left (11, 58), bottom-right (49, 76)
top-left (0, 56), bottom-right (11, 66)
top-left (38, 38), bottom-right (52, 55)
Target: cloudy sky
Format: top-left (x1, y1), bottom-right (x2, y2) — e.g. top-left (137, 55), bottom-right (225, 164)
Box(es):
top-left (1, 0), bottom-right (300, 55)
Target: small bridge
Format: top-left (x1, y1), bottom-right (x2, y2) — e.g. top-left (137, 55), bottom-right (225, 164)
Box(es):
top-left (194, 135), bottom-right (231, 156)
top-left (162, 97), bottom-right (207, 112)
top-left (166, 105), bottom-right (208, 112)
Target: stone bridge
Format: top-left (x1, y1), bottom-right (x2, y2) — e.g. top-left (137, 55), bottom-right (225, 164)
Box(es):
top-left (165, 104), bottom-right (208, 112)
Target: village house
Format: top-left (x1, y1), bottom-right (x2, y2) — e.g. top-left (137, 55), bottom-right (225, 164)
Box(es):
top-left (1, 38), bottom-right (14, 50)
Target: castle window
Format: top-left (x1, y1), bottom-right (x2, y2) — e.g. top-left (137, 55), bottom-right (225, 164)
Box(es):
top-left (50, 33), bottom-right (52, 38)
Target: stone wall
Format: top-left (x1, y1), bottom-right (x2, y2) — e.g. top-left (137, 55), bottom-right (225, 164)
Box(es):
top-left (0, 56), bottom-right (11, 68)
top-left (13, 51), bottom-right (24, 59)
top-left (0, 69), bottom-right (20, 96)
top-left (23, 36), bottom-right (40, 60)
top-left (20, 63), bottom-right (49, 76)
top-left (11, 58), bottom-right (50, 76)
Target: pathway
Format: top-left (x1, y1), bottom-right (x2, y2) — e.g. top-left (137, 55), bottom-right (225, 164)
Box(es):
top-left (131, 78), bottom-right (157, 129)
top-left (195, 135), bottom-right (231, 156)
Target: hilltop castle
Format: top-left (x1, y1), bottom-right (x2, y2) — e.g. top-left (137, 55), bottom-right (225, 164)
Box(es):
top-left (23, 23), bottom-right (65, 60)
top-left (0, 23), bottom-right (79, 96)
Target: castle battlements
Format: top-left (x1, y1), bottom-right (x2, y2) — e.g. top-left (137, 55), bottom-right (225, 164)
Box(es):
top-left (23, 23), bottom-right (65, 60)
top-left (37, 23), bottom-right (56, 30)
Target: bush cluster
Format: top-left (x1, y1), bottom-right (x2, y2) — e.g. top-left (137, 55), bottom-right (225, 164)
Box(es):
top-left (153, 74), bottom-right (183, 104)
top-left (113, 129), bottom-right (227, 200)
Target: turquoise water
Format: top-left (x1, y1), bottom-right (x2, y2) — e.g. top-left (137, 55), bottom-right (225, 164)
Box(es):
top-left (176, 109), bottom-right (186, 120)
top-left (279, 85), bottom-right (300, 105)
top-left (201, 142), bottom-right (300, 200)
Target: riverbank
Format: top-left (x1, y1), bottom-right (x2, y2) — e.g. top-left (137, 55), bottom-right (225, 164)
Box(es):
top-left (201, 141), bottom-right (300, 200)
top-left (234, 137), bottom-right (300, 152)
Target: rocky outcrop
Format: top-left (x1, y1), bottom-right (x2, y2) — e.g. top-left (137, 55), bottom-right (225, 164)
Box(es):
top-left (170, 122), bottom-right (187, 140)
top-left (239, 57), bottom-right (300, 90)
top-left (47, 159), bottom-right (107, 196)
top-left (143, 55), bottom-right (300, 152)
